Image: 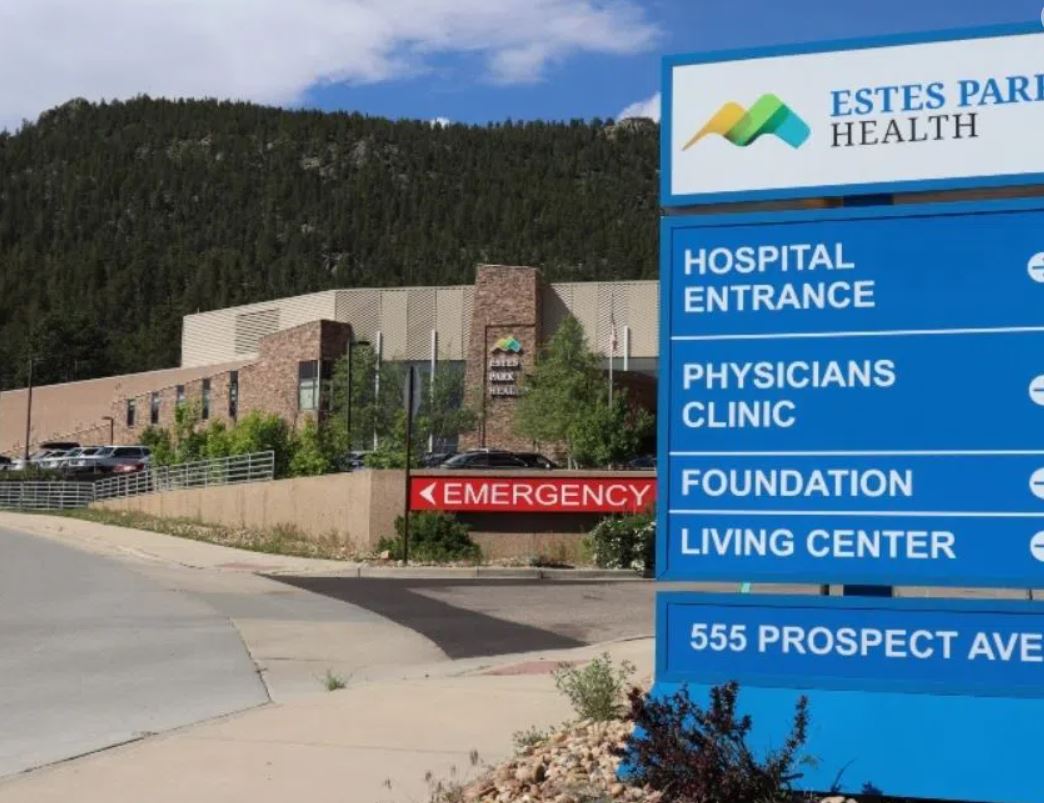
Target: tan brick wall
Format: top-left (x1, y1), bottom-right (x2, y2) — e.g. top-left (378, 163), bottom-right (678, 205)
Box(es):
top-left (0, 361), bottom-right (248, 455)
top-left (238, 319), bottom-right (351, 430)
top-left (104, 320), bottom-right (353, 444)
top-left (459, 265), bottom-right (542, 451)
top-left (111, 373), bottom-right (232, 444)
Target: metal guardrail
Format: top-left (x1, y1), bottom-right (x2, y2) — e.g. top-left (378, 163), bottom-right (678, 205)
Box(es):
top-left (0, 451), bottom-right (276, 511)
top-left (93, 451), bottom-right (276, 501)
top-left (0, 482), bottom-right (95, 511)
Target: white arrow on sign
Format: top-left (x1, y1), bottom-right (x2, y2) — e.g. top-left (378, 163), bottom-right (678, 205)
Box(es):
top-left (1031, 531), bottom-right (1044, 563)
top-left (1030, 375), bottom-right (1044, 407)
top-left (418, 482), bottom-right (438, 506)
top-left (1029, 252), bottom-right (1044, 283)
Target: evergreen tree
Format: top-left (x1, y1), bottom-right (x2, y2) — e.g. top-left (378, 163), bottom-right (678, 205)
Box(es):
top-left (514, 316), bottom-right (602, 466)
top-left (0, 98), bottom-right (658, 388)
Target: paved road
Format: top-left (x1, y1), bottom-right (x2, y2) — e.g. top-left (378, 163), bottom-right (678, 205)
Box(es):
top-left (0, 527), bottom-right (268, 777)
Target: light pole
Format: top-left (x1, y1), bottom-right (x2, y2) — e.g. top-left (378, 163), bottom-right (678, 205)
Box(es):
top-left (402, 365), bottom-right (416, 565)
top-left (23, 357), bottom-right (33, 462)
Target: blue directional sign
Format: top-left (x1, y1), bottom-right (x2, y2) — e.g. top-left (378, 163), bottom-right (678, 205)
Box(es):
top-left (665, 513), bottom-right (1044, 587)
top-left (656, 29), bottom-right (1044, 803)
top-left (668, 201), bottom-right (1044, 337)
top-left (671, 331), bottom-right (1044, 451)
top-left (658, 594), bottom-right (1044, 697)
top-left (653, 594), bottom-right (1044, 802)
top-left (657, 198), bottom-right (1044, 586)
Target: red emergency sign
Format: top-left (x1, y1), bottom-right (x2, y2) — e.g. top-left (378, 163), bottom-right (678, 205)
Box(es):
top-left (409, 476), bottom-right (656, 513)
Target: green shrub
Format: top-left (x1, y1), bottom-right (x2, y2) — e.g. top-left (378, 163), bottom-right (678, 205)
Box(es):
top-left (553, 652), bottom-right (635, 721)
top-left (0, 466), bottom-right (64, 482)
top-left (288, 418), bottom-right (330, 476)
top-left (227, 412), bottom-right (294, 476)
top-left (140, 426), bottom-right (175, 465)
top-left (586, 513), bottom-right (655, 574)
top-left (378, 511), bottom-right (481, 563)
top-left (512, 725), bottom-right (551, 753)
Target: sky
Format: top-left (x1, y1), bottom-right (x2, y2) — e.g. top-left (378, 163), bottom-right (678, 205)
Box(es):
top-left (0, 0), bottom-right (1040, 132)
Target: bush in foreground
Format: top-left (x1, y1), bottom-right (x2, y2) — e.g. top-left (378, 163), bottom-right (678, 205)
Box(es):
top-left (586, 512), bottom-right (655, 574)
top-left (378, 511), bottom-right (481, 563)
top-left (620, 682), bottom-right (810, 803)
top-left (553, 652), bottom-right (636, 722)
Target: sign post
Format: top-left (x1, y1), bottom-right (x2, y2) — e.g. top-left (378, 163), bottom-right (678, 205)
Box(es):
top-left (656, 23), bottom-right (1044, 803)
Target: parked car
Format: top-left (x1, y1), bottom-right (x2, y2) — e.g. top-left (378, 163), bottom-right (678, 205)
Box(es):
top-left (0, 456), bottom-right (12, 471)
top-left (11, 449), bottom-right (61, 471)
top-left (89, 446), bottom-right (151, 475)
top-left (38, 448), bottom-right (77, 470)
top-left (333, 450), bottom-right (370, 471)
top-left (40, 441), bottom-right (80, 452)
top-left (625, 454), bottom-right (656, 470)
top-left (439, 450), bottom-right (529, 469)
top-left (513, 452), bottom-right (557, 469)
top-left (60, 446), bottom-right (105, 473)
top-left (420, 451), bottom-right (456, 467)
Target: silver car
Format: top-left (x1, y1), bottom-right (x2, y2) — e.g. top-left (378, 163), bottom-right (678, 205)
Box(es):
top-left (60, 446), bottom-right (105, 473)
top-left (89, 446), bottom-right (152, 475)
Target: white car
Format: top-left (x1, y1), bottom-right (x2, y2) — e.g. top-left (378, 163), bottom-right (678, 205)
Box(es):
top-left (59, 446), bottom-right (105, 472)
top-left (38, 449), bottom-right (75, 470)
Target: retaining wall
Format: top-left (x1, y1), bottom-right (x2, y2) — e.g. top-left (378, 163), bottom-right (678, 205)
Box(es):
top-left (93, 469), bottom-right (655, 560)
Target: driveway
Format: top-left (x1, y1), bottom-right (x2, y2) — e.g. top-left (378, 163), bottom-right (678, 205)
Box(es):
top-left (269, 576), bottom-right (657, 658)
top-left (0, 527), bottom-right (268, 777)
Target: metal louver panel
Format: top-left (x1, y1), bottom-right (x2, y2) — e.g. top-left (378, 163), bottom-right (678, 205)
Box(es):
top-left (234, 309), bottom-right (280, 355)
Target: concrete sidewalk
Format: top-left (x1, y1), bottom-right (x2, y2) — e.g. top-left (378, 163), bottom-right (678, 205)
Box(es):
top-left (0, 638), bottom-right (654, 803)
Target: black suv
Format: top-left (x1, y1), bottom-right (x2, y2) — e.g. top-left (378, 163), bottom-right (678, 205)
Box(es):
top-left (439, 451), bottom-right (529, 469)
top-left (438, 450), bottom-right (556, 469)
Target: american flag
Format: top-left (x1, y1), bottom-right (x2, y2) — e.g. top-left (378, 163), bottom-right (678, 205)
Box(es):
top-left (609, 312), bottom-right (618, 355)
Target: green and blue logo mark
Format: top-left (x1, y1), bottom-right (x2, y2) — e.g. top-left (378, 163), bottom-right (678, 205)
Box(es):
top-left (492, 336), bottom-right (523, 354)
top-left (683, 93), bottom-right (810, 150)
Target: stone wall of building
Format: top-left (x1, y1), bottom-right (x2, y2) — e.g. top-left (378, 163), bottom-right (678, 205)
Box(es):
top-left (459, 265), bottom-right (542, 452)
top-left (238, 319), bottom-right (352, 428)
top-left (110, 319), bottom-right (353, 445)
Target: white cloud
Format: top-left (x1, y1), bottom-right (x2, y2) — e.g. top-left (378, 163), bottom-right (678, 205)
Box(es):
top-left (0, 0), bottom-right (660, 131)
top-left (617, 91), bottom-right (660, 122)
top-left (430, 117), bottom-right (451, 127)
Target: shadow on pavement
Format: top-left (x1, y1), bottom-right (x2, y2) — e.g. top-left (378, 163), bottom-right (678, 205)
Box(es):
top-left (265, 576), bottom-right (588, 659)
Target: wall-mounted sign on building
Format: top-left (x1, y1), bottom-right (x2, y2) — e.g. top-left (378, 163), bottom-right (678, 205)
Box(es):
top-left (662, 24), bottom-right (1044, 205)
top-left (488, 335), bottom-right (524, 397)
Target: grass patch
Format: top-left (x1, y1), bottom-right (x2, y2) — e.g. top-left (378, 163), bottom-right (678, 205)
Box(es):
top-left (57, 508), bottom-right (354, 561)
top-left (322, 670), bottom-right (347, 691)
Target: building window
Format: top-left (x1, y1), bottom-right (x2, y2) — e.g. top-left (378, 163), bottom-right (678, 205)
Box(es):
top-left (126, 399), bottom-right (136, 428)
top-left (298, 361), bottom-right (319, 411)
top-left (228, 371), bottom-right (239, 420)
top-left (150, 392), bottom-right (160, 426)
top-left (176, 385), bottom-right (185, 406)
top-left (201, 378), bottom-right (211, 420)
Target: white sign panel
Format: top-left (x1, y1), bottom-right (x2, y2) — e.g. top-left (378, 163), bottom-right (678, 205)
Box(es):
top-left (664, 26), bottom-right (1044, 205)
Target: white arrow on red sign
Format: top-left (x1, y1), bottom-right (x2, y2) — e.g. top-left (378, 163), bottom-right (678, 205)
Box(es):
top-left (418, 482), bottom-right (438, 506)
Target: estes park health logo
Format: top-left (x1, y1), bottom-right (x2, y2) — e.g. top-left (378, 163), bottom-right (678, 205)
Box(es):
top-left (683, 93), bottom-right (810, 150)
top-left (492, 336), bottom-right (523, 354)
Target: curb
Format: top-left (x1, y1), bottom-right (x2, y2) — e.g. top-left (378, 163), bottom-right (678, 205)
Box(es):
top-left (338, 566), bottom-right (647, 581)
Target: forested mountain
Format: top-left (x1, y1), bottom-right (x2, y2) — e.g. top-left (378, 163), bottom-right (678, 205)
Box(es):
top-left (0, 97), bottom-right (658, 389)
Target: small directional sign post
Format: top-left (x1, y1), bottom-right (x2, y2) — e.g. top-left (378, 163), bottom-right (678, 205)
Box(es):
top-left (656, 24), bottom-right (1044, 803)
